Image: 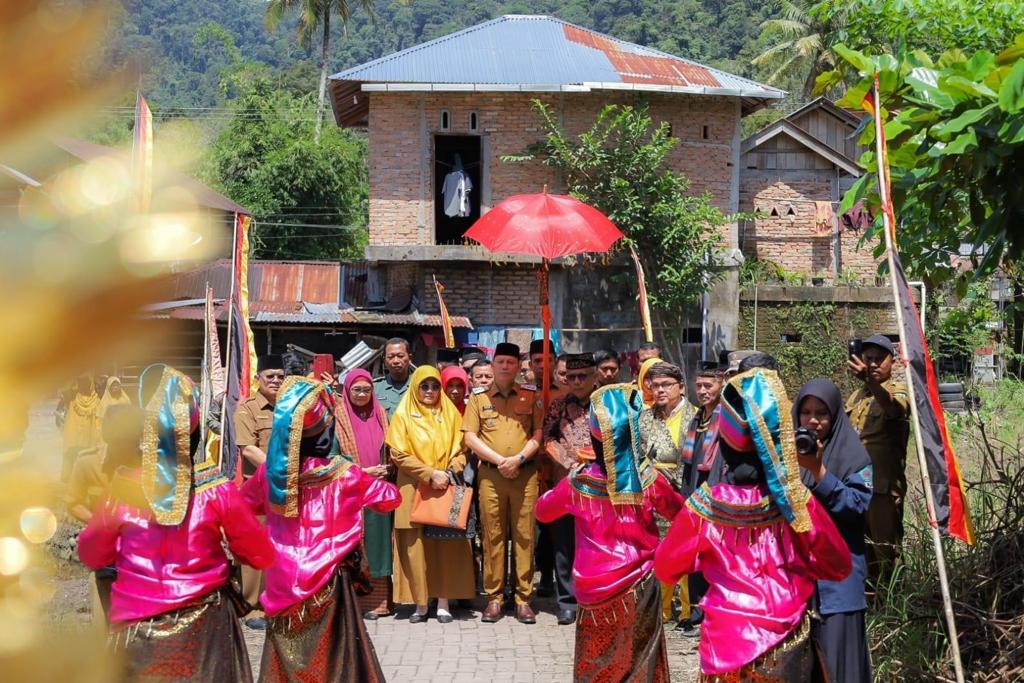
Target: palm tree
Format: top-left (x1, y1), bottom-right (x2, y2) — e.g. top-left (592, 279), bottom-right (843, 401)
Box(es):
top-left (265, 0), bottom-right (373, 142)
top-left (752, 0), bottom-right (849, 99)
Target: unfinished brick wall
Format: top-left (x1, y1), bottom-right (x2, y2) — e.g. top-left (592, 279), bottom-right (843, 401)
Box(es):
top-left (420, 263), bottom-right (540, 326)
top-left (366, 91), bottom-right (740, 248)
top-left (739, 172), bottom-right (880, 279)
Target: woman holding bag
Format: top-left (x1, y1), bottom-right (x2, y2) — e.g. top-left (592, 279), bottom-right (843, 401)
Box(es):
top-left (385, 365), bottom-right (475, 623)
top-left (335, 369), bottom-right (395, 620)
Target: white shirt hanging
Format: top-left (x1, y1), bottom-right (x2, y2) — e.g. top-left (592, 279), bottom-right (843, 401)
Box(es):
top-left (441, 170), bottom-right (473, 218)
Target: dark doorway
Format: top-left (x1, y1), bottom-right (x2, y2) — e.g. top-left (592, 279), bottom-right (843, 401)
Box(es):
top-left (434, 134), bottom-right (481, 245)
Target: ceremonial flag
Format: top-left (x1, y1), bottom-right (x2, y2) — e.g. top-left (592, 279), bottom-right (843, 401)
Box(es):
top-left (132, 92), bottom-right (153, 212)
top-left (630, 245), bottom-right (654, 343)
top-left (221, 213), bottom-right (257, 481)
top-left (865, 77), bottom-right (973, 544)
top-left (198, 285), bottom-right (226, 467)
top-left (433, 275), bottom-right (455, 348)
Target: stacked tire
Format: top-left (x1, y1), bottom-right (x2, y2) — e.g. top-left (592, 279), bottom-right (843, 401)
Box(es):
top-left (938, 383), bottom-right (966, 413)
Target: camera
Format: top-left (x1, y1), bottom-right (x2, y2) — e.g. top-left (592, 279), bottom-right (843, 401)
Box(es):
top-left (848, 338), bottom-right (863, 360)
top-left (794, 426), bottom-right (818, 455)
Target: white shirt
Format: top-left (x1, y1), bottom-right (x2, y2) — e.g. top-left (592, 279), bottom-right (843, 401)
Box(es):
top-left (441, 170), bottom-right (473, 217)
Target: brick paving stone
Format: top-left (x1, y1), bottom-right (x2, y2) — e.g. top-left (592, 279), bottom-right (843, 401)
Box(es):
top-left (240, 596), bottom-right (701, 681)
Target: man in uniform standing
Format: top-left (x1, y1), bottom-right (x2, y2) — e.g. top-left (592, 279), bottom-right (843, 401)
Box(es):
top-left (374, 338), bottom-right (413, 418)
top-left (675, 361), bottom-right (725, 636)
top-left (541, 353), bottom-right (597, 625)
top-left (847, 334), bottom-right (910, 579)
top-left (233, 353), bottom-right (285, 630)
top-left (463, 342), bottom-right (543, 624)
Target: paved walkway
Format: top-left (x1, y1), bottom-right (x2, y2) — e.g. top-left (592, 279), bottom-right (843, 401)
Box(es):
top-left (243, 598), bottom-right (700, 681)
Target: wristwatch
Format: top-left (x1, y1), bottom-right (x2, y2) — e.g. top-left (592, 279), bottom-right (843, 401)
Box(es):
top-left (518, 454), bottom-right (526, 465)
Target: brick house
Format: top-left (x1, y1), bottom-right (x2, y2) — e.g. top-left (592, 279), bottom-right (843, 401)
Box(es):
top-left (328, 14), bottom-right (783, 361)
top-left (739, 97), bottom-right (879, 280)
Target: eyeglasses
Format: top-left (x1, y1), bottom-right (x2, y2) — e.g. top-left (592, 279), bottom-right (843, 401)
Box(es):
top-left (261, 373), bottom-right (285, 381)
top-left (418, 382), bottom-right (441, 393)
top-left (650, 381), bottom-right (680, 391)
top-left (565, 372), bottom-right (591, 383)
top-left (349, 387), bottom-right (372, 396)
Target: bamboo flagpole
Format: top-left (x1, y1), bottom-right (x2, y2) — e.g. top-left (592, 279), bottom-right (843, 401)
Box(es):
top-left (869, 74), bottom-right (967, 683)
top-left (629, 245), bottom-right (654, 343)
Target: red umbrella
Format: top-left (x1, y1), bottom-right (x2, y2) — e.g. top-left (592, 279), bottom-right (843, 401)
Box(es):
top-left (465, 188), bottom-right (624, 409)
top-left (465, 191), bottom-right (623, 259)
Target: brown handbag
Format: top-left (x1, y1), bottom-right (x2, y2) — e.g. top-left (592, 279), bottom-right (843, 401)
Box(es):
top-left (410, 480), bottom-right (474, 531)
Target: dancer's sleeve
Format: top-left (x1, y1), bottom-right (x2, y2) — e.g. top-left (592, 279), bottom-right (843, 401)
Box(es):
top-left (535, 477), bottom-right (573, 523)
top-left (653, 506), bottom-right (705, 585)
top-left (358, 468), bottom-right (402, 514)
top-left (651, 472), bottom-right (685, 520)
top-left (793, 495), bottom-right (852, 582)
top-left (809, 469), bottom-right (871, 524)
top-left (239, 464), bottom-right (267, 515)
top-left (77, 498), bottom-right (120, 569)
top-left (218, 484), bottom-right (275, 570)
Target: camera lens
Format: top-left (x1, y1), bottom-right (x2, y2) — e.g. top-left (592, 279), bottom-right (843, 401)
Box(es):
top-left (794, 427), bottom-right (817, 455)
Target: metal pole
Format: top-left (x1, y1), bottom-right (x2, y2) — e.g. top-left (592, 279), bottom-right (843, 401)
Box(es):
top-left (872, 76), bottom-right (965, 683)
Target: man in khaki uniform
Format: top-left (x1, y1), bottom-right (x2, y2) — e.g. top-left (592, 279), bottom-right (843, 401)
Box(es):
top-left (846, 335), bottom-right (910, 579)
top-left (463, 342), bottom-right (543, 624)
top-left (233, 353), bottom-right (285, 630)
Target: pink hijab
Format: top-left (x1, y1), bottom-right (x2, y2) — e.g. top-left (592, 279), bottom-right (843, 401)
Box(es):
top-left (441, 366), bottom-right (470, 415)
top-left (336, 369), bottom-right (388, 468)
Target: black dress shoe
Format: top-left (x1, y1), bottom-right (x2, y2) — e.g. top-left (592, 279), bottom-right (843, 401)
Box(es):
top-left (362, 611), bottom-right (379, 621)
top-left (409, 612), bottom-right (428, 624)
top-left (557, 609), bottom-right (577, 625)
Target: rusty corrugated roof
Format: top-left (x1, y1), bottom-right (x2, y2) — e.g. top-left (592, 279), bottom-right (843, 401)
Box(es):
top-left (329, 15), bottom-right (784, 125)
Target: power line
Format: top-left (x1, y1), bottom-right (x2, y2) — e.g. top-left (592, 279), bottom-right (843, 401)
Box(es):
top-left (253, 221), bottom-right (364, 229)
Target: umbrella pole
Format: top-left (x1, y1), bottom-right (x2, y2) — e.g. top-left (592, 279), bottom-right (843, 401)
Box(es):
top-left (540, 259), bottom-right (551, 412)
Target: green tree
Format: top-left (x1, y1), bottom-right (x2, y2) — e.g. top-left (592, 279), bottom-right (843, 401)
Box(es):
top-left (831, 35), bottom-right (1024, 285)
top-left (203, 73), bottom-right (368, 260)
top-left (752, 0), bottom-right (849, 98)
top-left (264, 0), bottom-right (373, 142)
top-left (506, 101), bottom-right (728, 336)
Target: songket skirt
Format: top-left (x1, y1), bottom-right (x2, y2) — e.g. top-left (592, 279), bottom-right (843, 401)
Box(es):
top-left (574, 571), bottom-right (669, 683)
top-left (698, 613), bottom-right (815, 683)
top-left (109, 588), bottom-right (251, 683)
top-left (259, 555), bottom-right (384, 683)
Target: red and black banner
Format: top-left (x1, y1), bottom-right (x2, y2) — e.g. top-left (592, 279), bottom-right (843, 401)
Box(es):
top-left (865, 79), bottom-right (973, 543)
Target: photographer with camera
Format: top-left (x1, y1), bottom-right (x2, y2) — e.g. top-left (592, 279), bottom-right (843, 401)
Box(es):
top-left (794, 379), bottom-right (874, 683)
top-left (846, 335), bottom-right (910, 579)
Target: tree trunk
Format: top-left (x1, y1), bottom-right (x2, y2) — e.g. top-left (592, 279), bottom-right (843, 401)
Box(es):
top-left (315, 9), bottom-right (331, 144)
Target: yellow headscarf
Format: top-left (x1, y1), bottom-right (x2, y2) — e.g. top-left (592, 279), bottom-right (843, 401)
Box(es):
top-left (384, 366), bottom-right (463, 470)
top-left (98, 376), bottom-right (131, 419)
top-left (637, 357), bottom-right (662, 408)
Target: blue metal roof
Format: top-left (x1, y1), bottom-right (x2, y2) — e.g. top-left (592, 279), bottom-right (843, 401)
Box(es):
top-left (330, 15), bottom-right (781, 99)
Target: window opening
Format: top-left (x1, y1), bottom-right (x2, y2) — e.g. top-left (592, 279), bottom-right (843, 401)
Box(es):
top-left (440, 110), bottom-right (450, 130)
top-left (702, 125), bottom-right (710, 139)
top-left (469, 112), bottom-right (478, 131)
top-left (435, 134), bottom-right (482, 244)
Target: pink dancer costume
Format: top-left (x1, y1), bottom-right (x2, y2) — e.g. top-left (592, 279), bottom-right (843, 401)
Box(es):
top-left (654, 368), bottom-right (851, 681)
top-left (537, 382), bottom-right (683, 683)
top-left (241, 375), bottom-right (400, 683)
top-left (78, 365), bottom-right (273, 682)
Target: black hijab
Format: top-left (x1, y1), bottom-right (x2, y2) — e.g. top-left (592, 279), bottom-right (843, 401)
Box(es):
top-left (792, 378), bottom-right (871, 484)
top-left (719, 441), bottom-right (764, 485)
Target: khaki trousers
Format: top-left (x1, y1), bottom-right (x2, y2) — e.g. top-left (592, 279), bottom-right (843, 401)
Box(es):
top-left (478, 463), bottom-right (538, 605)
top-left (866, 492), bottom-right (904, 581)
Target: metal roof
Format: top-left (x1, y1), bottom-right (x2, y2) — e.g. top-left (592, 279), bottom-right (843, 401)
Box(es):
top-left (329, 15), bottom-right (783, 125)
top-left (148, 259), bottom-right (472, 328)
top-left (52, 137), bottom-right (250, 214)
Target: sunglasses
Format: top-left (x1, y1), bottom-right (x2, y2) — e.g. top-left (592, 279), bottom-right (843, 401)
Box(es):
top-left (261, 373), bottom-right (285, 381)
top-left (418, 381), bottom-right (442, 392)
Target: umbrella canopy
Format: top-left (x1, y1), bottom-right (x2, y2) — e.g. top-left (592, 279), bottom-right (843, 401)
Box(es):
top-left (465, 191), bottom-right (623, 260)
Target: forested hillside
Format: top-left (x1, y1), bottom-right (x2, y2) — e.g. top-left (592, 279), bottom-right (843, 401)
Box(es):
top-left (104, 0), bottom-right (779, 109)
